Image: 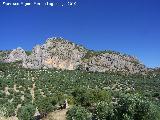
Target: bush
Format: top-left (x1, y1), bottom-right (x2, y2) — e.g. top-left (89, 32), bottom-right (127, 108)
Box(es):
top-left (92, 102), bottom-right (114, 120)
top-left (114, 93), bottom-right (160, 120)
top-left (72, 88), bottom-right (111, 107)
top-left (34, 97), bottom-right (57, 115)
top-left (0, 102), bottom-right (15, 117)
top-left (65, 95), bottom-right (75, 105)
top-left (92, 93), bottom-right (160, 120)
top-left (17, 104), bottom-right (36, 120)
top-left (25, 51), bottom-right (32, 56)
top-left (67, 106), bottom-right (92, 120)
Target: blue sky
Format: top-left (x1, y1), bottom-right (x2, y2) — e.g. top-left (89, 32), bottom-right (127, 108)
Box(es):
top-left (0, 0), bottom-right (160, 68)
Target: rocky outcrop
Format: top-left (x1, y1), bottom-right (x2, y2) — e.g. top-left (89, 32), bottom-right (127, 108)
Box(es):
top-left (5, 47), bottom-right (27, 62)
top-left (2, 37), bottom-right (148, 74)
top-left (21, 37), bottom-right (87, 69)
top-left (80, 52), bottom-right (147, 74)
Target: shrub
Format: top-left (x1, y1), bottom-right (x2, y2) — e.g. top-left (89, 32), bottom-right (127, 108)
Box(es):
top-left (0, 103), bottom-right (15, 117)
top-left (66, 95), bottom-right (75, 105)
top-left (34, 97), bottom-right (57, 115)
top-left (92, 93), bottom-right (160, 120)
top-left (92, 102), bottom-right (114, 120)
top-left (72, 88), bottom-right (111, 107)
top-left (66, 106), bottom-right (92, 120)
top-left (17, 104), bottom-right (36, 120)
top-left (25, 51), bottom-right (32, 56)
top-left (114, 93), bottom-right (160, 120)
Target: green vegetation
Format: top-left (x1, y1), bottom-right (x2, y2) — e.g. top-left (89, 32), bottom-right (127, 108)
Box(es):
top-left (25, 51), bottom-right (32, 56)
top-left (0, 61), bottom-right (160, 119)
top-left (0, 50), bottom-right (11, 61)
top-left (67, 93), bottom-right (160, 120)
top-left (67, 106), bottom-right (91, 120)
top-left (82, 50), bottom-right (120, 60)
top-left (17, 104), bottom-right (36, 120)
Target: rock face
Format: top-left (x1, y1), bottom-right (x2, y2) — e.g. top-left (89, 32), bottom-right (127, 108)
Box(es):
top-left (80, 51), bottom-right (147, 74)
top-left (5, 47), bottom-right (27, 62)
top-left (20, 37), bottom-right (87, 70)
top-left (2, 37), bottom-right (148, 74)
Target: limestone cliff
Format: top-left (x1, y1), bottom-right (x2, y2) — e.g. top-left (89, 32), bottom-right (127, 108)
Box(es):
top-left (2, 37), bottom-right (148, 74)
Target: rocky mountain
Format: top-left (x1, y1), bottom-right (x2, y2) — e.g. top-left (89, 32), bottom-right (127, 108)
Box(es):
top-left (1, 37), bottom-right (148, 74)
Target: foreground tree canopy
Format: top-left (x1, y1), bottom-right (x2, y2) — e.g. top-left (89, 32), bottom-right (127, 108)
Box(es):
top-left (0, 62), bottom-right (160, 120)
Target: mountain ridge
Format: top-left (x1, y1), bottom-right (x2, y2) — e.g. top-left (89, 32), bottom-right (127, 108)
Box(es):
top-left (0, 37), bottom-right (148, 74)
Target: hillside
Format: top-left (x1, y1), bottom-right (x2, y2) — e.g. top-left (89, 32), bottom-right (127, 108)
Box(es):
top-left (0, 38), bottom-right (160, 120)
top-left (0, 61), bottom-right (160, 119)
